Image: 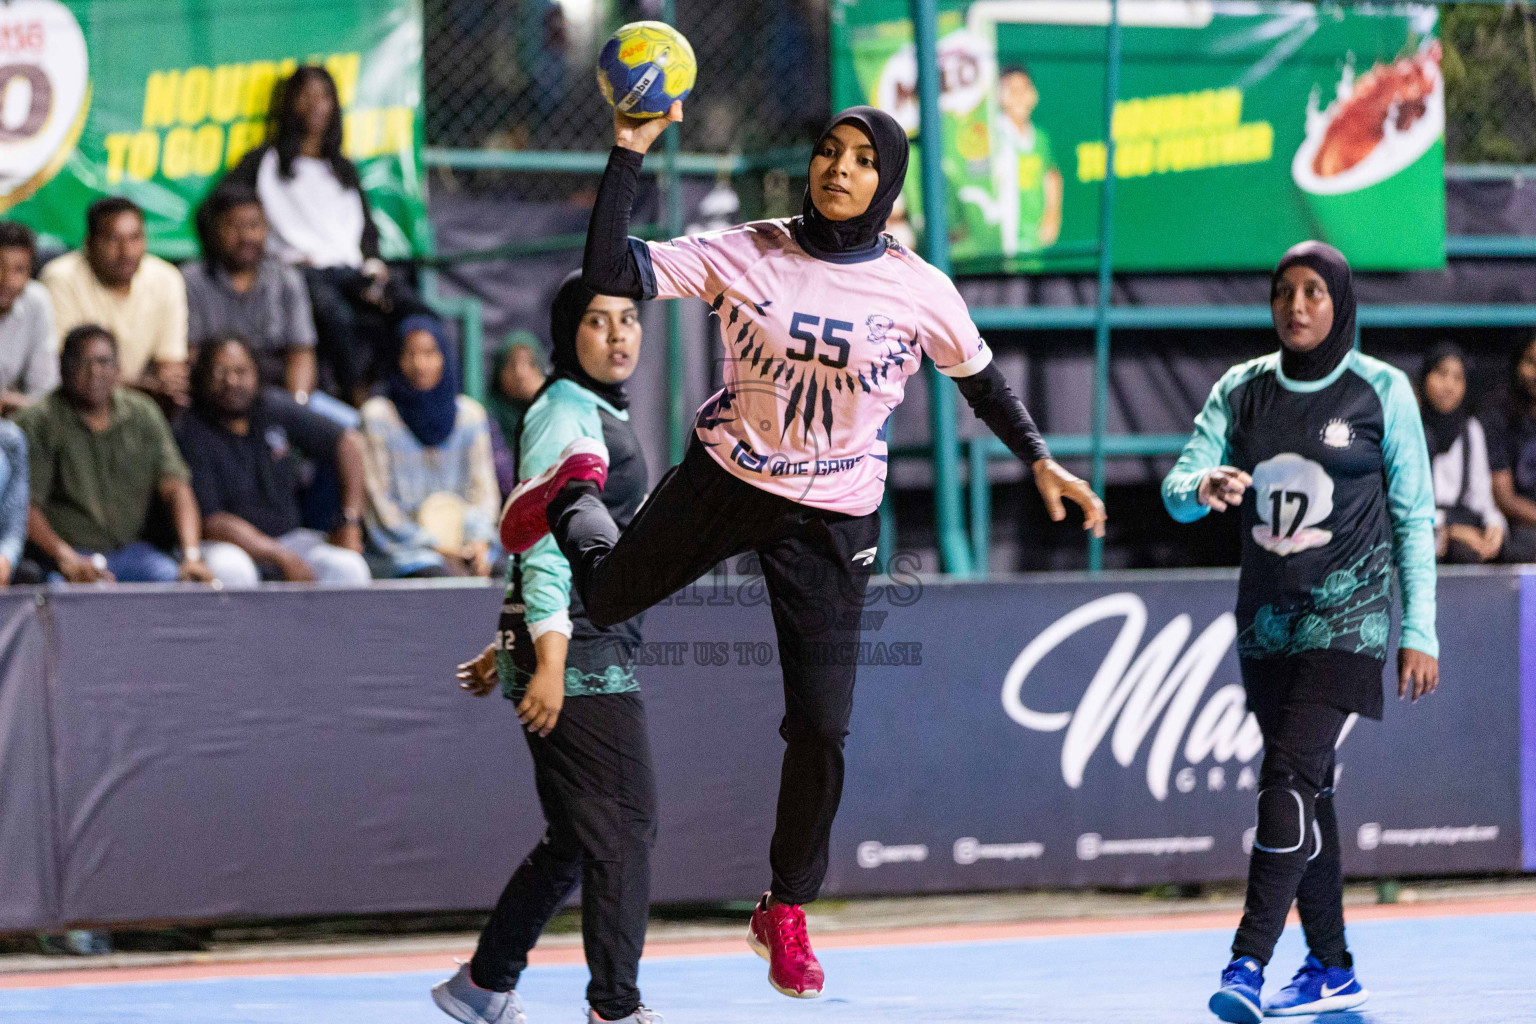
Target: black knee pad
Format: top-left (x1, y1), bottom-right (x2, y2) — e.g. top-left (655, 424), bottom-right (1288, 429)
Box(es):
top-left (1254, 786), bottom-right (1314, 854)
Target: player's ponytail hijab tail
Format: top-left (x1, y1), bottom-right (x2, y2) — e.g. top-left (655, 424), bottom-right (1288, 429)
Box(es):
top-left (543, 270), bottom-right (631, 411)
top-left (1272, 240), bottom-right (1357, 382)
top-left (798, 106), bottom-right (910, 256)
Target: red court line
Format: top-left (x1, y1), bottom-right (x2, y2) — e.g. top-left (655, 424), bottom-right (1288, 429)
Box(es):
top-left (4, 894), bottom-right (1533, 991)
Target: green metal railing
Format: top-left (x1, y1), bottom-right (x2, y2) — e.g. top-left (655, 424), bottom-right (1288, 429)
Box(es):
top-left (419, 0), bottom-right (1536, 579)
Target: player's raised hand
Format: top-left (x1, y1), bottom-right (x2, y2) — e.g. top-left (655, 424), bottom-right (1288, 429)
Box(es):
top-left (457, 642), bottom-right (499, 697)
top-left (1398, 648), bottom-right (1439, 702)
top-left (614, 100), bottom-right (682, 155)
top-left (1033, 458), bottom-right (1107, 538)
top-left (1198, 466), bottom-right (1252, 512)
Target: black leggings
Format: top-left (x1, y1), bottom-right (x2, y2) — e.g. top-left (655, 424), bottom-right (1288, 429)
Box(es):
top-left (470, 692), bottom-right (656, 1020)
top-left (550, 438), bottom-right (881, 904)
top-left (1233, 658), bottom-right (1359, 968)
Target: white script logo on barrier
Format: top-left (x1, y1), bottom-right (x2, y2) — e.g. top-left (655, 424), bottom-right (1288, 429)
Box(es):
top-left (1001, 592), bottom-right (1263, 800)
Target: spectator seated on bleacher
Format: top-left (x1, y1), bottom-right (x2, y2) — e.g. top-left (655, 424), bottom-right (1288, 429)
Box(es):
top-left (486, 330), bottom-right (548, 496)
top-left (184, 182), bottom-right (318, 399)
top-left (1418, 343), bottom-right (1505, 564)
top-left (40, 198), bottom-right (189, 412)
top-left (175, 336), bottom-right (370, 585)
top-left (15, 325), bottom-right (249, 585)
top-left (1488, 334), bottom-right (1536, 563)
top-left (0, 419), bottom-right (27, 586)
top-left (227, 65), bottom-right (444, 405)
top-left (0, 222), bottom-right (58, 416)
top-left (360, 317), bottom-right (499, 578)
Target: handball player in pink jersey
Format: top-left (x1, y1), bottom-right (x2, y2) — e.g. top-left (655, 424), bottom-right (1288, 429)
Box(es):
top-left (500, 99), bottom-right (1106, 998)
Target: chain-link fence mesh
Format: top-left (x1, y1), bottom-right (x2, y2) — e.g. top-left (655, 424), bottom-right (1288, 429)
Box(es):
top-left (1444, 1), bottom-right (1536, 162)
top-left (425, 0), bottom-right (829, 204)
top-left (425, 2), bottom-right (1536, 173)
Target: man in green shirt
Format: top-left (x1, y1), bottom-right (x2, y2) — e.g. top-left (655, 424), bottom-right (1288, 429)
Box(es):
top-left (17, 324), bottom-right (216, 583)
top-left (993, 65), bottom-right (1063, 257)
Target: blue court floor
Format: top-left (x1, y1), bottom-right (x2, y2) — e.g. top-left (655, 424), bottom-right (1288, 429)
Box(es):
top-left (3, 910), bottom-right (1533, 1024)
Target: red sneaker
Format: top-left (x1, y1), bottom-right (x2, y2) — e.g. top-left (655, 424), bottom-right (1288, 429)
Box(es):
top-left (747, 892), bottom-right (824, 998)
top-left (498, 438), bottom-right (609, 554)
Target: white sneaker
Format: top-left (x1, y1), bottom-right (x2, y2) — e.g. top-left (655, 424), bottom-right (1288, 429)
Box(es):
top-left (586, 1006), bottom-right (663, 1023)
top-left (432, 963), bottom-right (527, 1024)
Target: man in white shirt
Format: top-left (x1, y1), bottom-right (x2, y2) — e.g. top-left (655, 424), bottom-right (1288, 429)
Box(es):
top-left (40, 197), bottom-right (189, 409)
top-left (0, 221), bottom-right (57, 414)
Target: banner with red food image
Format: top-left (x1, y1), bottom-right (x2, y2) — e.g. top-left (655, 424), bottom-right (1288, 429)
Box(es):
top-left (834, 1), bottom-right (1445, 272)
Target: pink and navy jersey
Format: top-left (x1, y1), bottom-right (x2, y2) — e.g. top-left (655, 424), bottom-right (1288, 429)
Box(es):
top-left (639, 220), bottom-right (992, 516)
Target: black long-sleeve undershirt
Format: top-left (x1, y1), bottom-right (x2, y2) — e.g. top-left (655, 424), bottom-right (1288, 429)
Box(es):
top-left (583, 147), bottom-right (652, 300)
top-left (954, 363), bottom-right (1052, 466)
top-left (584, 148), bottom-right (1050, 466)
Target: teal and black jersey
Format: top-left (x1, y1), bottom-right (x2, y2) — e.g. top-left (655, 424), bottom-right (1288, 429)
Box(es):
top-left (498, 379), bottom-right (650, 700)
top-left (1163, 350), bottom-right (1437, 674)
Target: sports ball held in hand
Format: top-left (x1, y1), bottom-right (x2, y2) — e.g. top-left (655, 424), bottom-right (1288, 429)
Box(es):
top-left (596, 21), bottom-right (696, 119)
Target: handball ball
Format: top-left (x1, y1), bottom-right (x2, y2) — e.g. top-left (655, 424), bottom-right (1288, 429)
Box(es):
top-left (596, 21), bottom-right (696, 119)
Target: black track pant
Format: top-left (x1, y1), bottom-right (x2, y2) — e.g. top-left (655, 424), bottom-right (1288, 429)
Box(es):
top-left (1233, 659), bottom-right (1354, 969)
top-left (470, 692), bottom-right (656, 1021)
top-left (549, 439), bottom-right (881, 905)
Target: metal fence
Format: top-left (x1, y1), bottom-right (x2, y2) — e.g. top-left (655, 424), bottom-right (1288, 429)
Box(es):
top-left (1444, 0), bottom-right (1536, 164)
top-left (424, 0), bottom-right (828, 203)
top-left (423, 1), bottom-right (1536, 167)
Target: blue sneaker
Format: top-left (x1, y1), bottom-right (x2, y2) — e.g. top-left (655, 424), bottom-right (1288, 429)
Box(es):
top-left (1263, 955), bottom-right (1368, 1016)
top-left (1209, 957), bottom-right (1265, 1023)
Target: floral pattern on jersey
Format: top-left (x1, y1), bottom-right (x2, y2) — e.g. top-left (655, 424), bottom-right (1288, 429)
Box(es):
top-left (500, 660), bottom-right (639, 700)
top-left (1237, 542), bottom-right (1394, 660)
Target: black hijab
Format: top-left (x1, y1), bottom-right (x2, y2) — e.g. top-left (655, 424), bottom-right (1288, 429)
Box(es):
top-left (1418, 342), bottom-right (1469, 458)
top-left (796, 106), bottom-right (909, 258)
top-left (1272, 240), bottom-right (1356, 382)
top-left (543, 270), bottom-right (630, 411)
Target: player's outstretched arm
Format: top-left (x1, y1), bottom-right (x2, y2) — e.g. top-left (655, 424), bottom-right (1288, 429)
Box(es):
top-left (582, 103), bottom-right (683, 299)
top-left (952, 362), bottom-right (1106, 537)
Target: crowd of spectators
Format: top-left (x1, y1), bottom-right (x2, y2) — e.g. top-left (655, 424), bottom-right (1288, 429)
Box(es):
top-left (1415, 338), bottom-right (1536, 565)
top-left (0, 66), bottom-right (524, 589)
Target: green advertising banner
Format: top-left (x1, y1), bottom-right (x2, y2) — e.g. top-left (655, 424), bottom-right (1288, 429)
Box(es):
top-left (832, 0), bottom-right (1445, 273)
top-left (0, 0), bottom-right (426, 261)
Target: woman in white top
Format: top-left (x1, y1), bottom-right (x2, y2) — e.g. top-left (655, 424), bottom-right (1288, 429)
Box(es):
top-left (1418, 342), bottom-right (1504, 562)
top-left (228, 65), bottom-right (441, 404)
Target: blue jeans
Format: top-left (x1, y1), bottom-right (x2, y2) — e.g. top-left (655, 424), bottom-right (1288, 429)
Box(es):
top-left (102, 542), bottom-right (181, 582)
top-left (46, 541), bottom-right (180, 583)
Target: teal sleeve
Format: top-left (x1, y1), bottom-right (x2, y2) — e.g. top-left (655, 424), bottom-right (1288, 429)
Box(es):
top-left (1376, 368), bottom-right (1439, 658)
top-left (518, 385), bottom-right (608, 625)
top-left (1162, 377), bottom-right (1233, 523)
